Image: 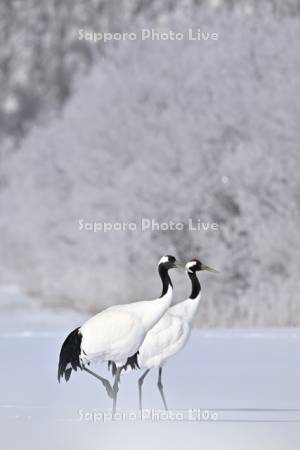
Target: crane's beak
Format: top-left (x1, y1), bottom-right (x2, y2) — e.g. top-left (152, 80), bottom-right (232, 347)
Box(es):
top-left (202, 264), bottom-right (219, 273)
top-left (174, 261), bottom-right (186, 271)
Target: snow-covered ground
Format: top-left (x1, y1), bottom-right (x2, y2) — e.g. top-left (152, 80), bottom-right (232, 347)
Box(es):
top-left (1, 290), bottom-right (300, 450)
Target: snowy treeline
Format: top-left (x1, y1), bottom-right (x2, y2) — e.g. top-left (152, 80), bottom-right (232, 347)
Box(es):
top-left (0, 2), bottom-right (299, 326)
top-left (1, 0), bottom-right (300, 148)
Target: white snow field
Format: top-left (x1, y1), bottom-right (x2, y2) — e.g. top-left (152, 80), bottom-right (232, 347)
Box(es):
top-left (1, 290), bottom-right (300, 450)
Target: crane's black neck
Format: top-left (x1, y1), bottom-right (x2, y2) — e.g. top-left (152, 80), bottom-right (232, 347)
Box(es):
top-left (159, 265), bottom-right (173, 298)
top-left (188, 272), bottom-right (201, 299)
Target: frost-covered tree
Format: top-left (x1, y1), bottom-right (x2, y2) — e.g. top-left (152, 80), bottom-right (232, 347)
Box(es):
top-left (0, 1), bottom-right (299, 326)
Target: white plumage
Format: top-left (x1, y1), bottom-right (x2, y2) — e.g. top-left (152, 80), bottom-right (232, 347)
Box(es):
top-left (137, 293), bottom-right (200, 370)
top-left (136, 259), bottom-right (217, 410)
top-left (80, 285), bottom-right (173, 367)
top-left (58, 254), bottom-right (182, 414)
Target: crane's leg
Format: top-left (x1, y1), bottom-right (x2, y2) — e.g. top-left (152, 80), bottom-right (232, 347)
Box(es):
top-left (138, 369), bottom-right (150, 412)
top-left (83, 366), bottom-right (113, 398)
top-left (112, 367), bottom-right (122, 416)
top-left (157, 367), bottom-right (168, 410)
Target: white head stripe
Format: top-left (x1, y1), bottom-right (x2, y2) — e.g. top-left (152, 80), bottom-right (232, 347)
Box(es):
top-left (159, 256), bottom-right (169, 264)
top-left (186, 261), bottom-right (197, 270)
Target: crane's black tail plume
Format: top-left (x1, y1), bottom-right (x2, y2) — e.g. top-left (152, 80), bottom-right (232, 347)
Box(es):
top-left (58, 327), bottom-right (83, 383)
top-left (108, 352), bottom-right (140, 376)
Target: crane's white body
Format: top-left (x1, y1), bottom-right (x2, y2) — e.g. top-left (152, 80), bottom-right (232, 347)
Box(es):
top-left (137, 292), bottom-right (201, 369)
top-left (80, 284), bottom-right (173, 368)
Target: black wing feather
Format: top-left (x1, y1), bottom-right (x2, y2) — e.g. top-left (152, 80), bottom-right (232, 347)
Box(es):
top-left (58, 327), bottom-right (82, 383)
top-left (107, 351), bottom-right (140, 375)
